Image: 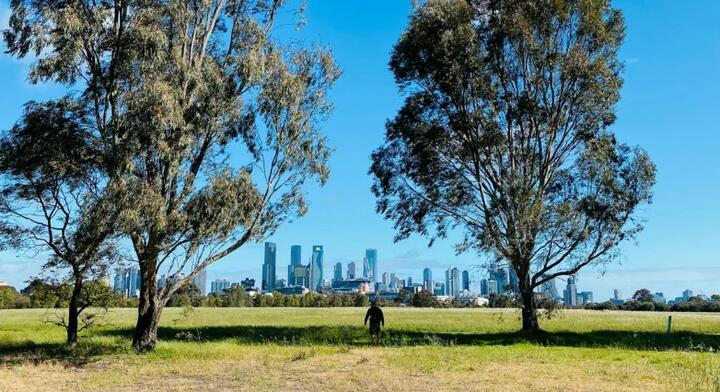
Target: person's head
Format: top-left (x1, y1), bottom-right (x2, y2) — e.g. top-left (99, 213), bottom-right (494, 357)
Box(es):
top-left (370, 300), bottom-right (377, 307)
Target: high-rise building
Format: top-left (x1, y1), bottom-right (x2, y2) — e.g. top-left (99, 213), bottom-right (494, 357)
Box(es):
top-left (347, 261), bottom-right (356, 280)
top-left (192, 269), bottom-right (207, 294)
top-left (445, 267), bottom-right (460, 297)
top-left (211, 279), bottom-right (231, 294)
top-left (563, 276), bottom-right (578, 306)
top-left (406, 276), bottom-right (413, 287)
top-left (539, 276), bottom-right (560, 300)
top-left (578, 291), bottom-right (593, 304)
top-left (487, 279), bottom-right (498, 295)
top-left (423, 267), bottom-right (433, 291)
top-left (683, 289), bottom-right (694, 301)
top-left (364, 249), bottom-right (378, 283)
top-left (262, 242), bottom-right (277, 291)
top-left (613, 289), bottom-right (623, 301)
top-left (292, 265), bottom-right (310, 287)
top-left (508, 267), bottom-right (519, 294)
top-left (113, 267), bottom-right (126, 294)
top-left (381, 272), bottom-right (389, 288)
top-left (490, 267), bottom-right (509, 295)
top-left (653, 292), bottom-right (666, 304)
top-left (124, 266), bottom-right (140, 298)
top-left (309, 245), bottom-right (324, 291)
top-left (480, 278), bottom-right (489, 295)
top-left (434, 282), bottom-right (446, 296)
top-left (389, 273), bottom-right (397, 290)
top-left (461, 270), bottom-right (470, 292)
top-left (288, 245), bottom-right (302, 286)
top-left (333, 262), bottom-right (343, 282)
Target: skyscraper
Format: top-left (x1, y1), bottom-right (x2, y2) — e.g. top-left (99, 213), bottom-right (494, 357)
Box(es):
top-left (406, 276), bottom-right (413, 287)
top-left (113, 267), bottom-right (126, 294)
top-left (309, 245), bottom-right (324, 291)
top-left (124, 266), bottom-right (140, 297)
top-left (445, 267), bottom-right (460, 297)
top-left (262, 242), bottom-right (277, 291)
top-left (508, 268), bottom-right (519, 294)
top-left (490, 267), bottom-right (509, 295)
top-left (288, 245), bottom-right (302, 286)
top-left (461, 270), bottom-right (470, 291)
top-left (211, 279), bottom-right (230, 294)
top-left (347, 261), bottom-right (356, 280)
top-left (364, 249), bottom-right (378, 283)
top-left (192, 269), bottom-right (208, 294)
top-left (539, 276), bottom-right (560, 300)
top-left (333, 262), bottom-right (343, 282)
top-left (480, 278), bottom-right (489, 295)
top-left (487, 279), bottom-right (498, 295)
top-left (613, 289), bottom-right (623, 301)
top-left (423, 267), bottom-right (433, 292)
top-left (563, 276), bottom-right (578, 306)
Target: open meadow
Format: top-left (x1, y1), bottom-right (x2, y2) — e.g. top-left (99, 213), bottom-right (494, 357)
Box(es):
top-left (0, 307), bottom-right (719, 391)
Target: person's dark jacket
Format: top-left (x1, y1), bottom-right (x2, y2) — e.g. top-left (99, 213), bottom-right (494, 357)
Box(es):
top-left (364, 306), bottom-right (384, 326)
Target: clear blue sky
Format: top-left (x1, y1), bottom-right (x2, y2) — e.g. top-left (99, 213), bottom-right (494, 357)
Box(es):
top-left (1, 1), bottom-right (718, 301)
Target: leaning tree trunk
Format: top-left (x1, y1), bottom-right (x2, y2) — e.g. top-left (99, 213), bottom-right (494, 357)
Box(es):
top-left (518, 269), bottom-right (540, 332)
top-left (66, 275), bottom-right (83, 346)
top-left (132, 258), bottom-right (164, 351)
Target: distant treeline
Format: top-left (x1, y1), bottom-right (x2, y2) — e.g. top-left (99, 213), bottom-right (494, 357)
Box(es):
top-left (3, 282), bottom-right (717, 312)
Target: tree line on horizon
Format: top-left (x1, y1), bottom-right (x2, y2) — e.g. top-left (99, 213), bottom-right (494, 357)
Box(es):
top-left (1, 0), bottom-right (655, 350)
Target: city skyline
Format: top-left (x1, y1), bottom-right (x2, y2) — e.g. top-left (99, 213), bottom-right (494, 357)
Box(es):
top-left (0, 1), bottom-right (719, 300)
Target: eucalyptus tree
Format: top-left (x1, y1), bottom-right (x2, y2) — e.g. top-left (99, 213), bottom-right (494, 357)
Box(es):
top-left (0, 100), bottom-right (117, 345)
top-left (370, 0), bottom-right (655, 330)
top-left (5, 0), bottom-right (338, 350)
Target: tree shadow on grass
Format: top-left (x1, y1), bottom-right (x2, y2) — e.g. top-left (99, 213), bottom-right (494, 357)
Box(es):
top-left (3, 326), bottom-right (717, 366)
top-left (0, 339), bottom-right (128, 367)
top-left (98, 325), bottom-right (720, 352)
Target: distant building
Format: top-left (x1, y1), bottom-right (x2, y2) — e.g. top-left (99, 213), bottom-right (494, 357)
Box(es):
top-left (538, 276), bottom-right (560, 300)
top-left (461, 270), bottom-right (470, 292)
top-left (113, 267), bottom-right (126, 294)
top-left (487, 279), bottom-right (498, 295)
top-left (610, 289), bottom-right (624, 305)
top-left (240, 278), bottom-right (256, 290)
top-left (364, 249), bottom-right (378, 283)
top-left (406, 276), bottom-right (413, 287)
top-left (330, 278), bottom-right (373, 294)
top-left (277, 286), bottom-right (309, 295)
top-left (309, 245), bottom-right (324, 291)
top-left (333, 262), bottom-right (343, 282)
top-left (653, 292), bottom-right (666, 304)
top-left (508, 268), bottom-right (520, 294)
top-left (490, 267), bottom-right (509, 295)
top-left (423, 267), bottom-right (433, 292)
top-left (347, 261), bottom-right (356, 280)
top-left (434, 282), bottom-right (446, 296)
top-left (288, 245), bottom-right (302, 287)
top-left (683, 289), bottom-right (694, 301)
top-left (577, 291), bottom-right (594, 304)
top-left (275, 278), bottom-right (287, 289)
top-left (211, 279), bottom-right (231, 294)
top-left (262, 242), bottom-right (277, 291)
top-left (445, 267), bottom-right (460, 297)
top-left (291, 265), bottom-right (310, 288)
top-left (480, 279), bottom-right (489, 296)
top-left (192, 269), bottom-right (207, 294)
top-left (563, 276), bottom-right (578, 306)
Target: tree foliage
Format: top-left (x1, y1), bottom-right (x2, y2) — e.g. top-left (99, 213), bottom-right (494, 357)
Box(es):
top-left (4, 0), bottom-right (338, 350)
top-left (370, 0), bottom-right (655, 330)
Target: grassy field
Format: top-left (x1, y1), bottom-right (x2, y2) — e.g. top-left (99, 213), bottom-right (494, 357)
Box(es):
top-left (1, 307), bottom-right (719, 391)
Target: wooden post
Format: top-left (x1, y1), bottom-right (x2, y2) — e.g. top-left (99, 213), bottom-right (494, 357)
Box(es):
top-left (666, 315), bottom-right (672, 336)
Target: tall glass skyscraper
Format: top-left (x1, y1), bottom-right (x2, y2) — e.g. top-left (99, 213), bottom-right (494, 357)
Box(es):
top-left (333, 262), bottom-right (343, 282)
top-left (262, 242), bottom-right (277, 291)
top-left (445, 266), bottom-right (460, 297)
top-left (423, 267), bottom-right (433, 291)
top-left (364, 249), bottom-right (378, 283)
top-left (461, 270), bottom-right (470, 291)
top-left (310, 245), bottom-right (324, 291)
top-left (288, 245), bottom-right (302, 286)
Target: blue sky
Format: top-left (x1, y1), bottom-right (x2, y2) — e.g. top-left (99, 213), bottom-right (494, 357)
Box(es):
top-left (1, 1), bottom-right (719, 301)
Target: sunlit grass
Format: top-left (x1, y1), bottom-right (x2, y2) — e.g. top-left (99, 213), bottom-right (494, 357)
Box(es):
top-left (1, 307), bottom-right (719, 391)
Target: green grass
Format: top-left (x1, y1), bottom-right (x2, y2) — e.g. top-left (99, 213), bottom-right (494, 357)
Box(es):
top-left (1, 307), bottom-right (719, 391)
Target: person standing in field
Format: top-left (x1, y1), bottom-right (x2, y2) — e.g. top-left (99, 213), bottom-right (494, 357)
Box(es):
top-left (364, 300), bottom-right (384, 345)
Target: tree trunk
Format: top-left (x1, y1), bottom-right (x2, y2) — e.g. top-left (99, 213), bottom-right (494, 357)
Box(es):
top-left (518, 269), bottom-right (540, 332)
top-left (66, 276), bottom-right (82, 346)
top-left (132, 258), bottom-right (163, 351)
